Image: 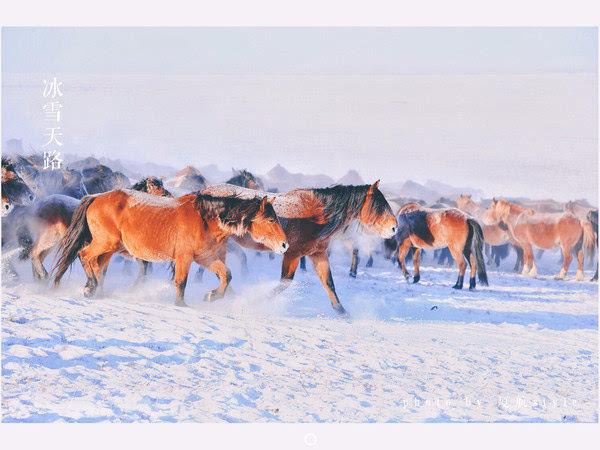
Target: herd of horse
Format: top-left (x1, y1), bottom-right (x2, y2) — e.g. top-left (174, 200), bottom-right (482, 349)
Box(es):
top-left (2, 155), bottom-right (598, 314)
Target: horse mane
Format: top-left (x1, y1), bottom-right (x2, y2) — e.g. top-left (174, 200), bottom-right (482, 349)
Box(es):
top-left (193, 194), bottom-right (276, 234)
top-left (310, 184), bottom-right (391, 238)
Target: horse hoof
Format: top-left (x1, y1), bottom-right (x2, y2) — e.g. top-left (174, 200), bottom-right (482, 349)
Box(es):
top-left (349, 271), bottom-right (357, 278)
top-left (83, 286), bottom-right (96, 297)
top-left (412, 274), bottom-right (420, 284)
top-left (175, 300), bottom-right (188, 308)
top-left (204, 291), bottom-right (223, 302)
top-left (452, 285), bottom-right (462, 290)
top-left (333, 304), bottom-right (346, 314)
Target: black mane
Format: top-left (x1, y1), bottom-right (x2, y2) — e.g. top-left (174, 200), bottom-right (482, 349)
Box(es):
top-left (310, 184), bottom-right (391, 237)
top-left (193, 194), bottom-right (276, 231)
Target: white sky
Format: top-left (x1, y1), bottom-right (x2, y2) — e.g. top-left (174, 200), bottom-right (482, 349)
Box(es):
top-left (1, 28), bottom-right (597, 201)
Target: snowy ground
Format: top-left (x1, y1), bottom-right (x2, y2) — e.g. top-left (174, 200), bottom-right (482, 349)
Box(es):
top-left (2, 247), bottom-right (598, 422)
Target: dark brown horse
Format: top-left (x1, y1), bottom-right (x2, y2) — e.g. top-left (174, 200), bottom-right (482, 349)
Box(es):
top-left (2, 157), bottom-right (36, 216)
top-left (396, 203), bottom-right (488, 290)
top-left (202, 181), bottom-right (397, 313)
top-left (82, 165), bottom-right (130, 194)
top-left (52, 190), bottom-right (287, 306)
top-left (227, 169), bottom-right (265, 190)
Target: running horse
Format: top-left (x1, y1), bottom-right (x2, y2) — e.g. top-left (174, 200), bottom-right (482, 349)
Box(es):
top-left (20, 177), bottom-right (171, 280)
top-left (2, 157), bottom-right (36, 216)
top-left (395, 203), bottom-right (488, 290)
top-left (53, 190), bottom-right (287, 305)
top-left (202, 181), bottom-right (397, 313)
top-left (489, 198), bottom-right (594, 280)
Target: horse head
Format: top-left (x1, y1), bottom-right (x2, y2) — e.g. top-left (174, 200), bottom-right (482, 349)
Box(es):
top-left (456, 194), bottom-right (477, 213)
top-left (358, 180), bottom-right (397, 239)
top-left (1, 157), bottom-right (36, 211)
top-left (246, 196), bottom-right (288, 254)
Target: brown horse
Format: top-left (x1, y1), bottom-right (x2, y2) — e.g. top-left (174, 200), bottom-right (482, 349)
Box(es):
top-left (395, 203), bottom-right (488, 290)
top-left (2, 157), bottom-right (36, 216)
top-left (489, 198), bottom-right (594, 280)
top-left (202, 181), bottom-right (397, 313)
top-left (456, 194), bottom-right (521, 268)
top-left (20, 177), bottom-right (171, 280)
top-left (53, 190), bottom-right (287, 306)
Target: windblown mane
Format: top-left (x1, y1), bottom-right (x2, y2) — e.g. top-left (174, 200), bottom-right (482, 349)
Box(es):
top-left (310, 184), bottom-right (391, 238)
top-left (193, 194), bottom-right (276, 234)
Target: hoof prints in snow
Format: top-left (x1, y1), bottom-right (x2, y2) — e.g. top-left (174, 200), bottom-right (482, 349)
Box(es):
top-left (1, 253), bottom-right (598, 422)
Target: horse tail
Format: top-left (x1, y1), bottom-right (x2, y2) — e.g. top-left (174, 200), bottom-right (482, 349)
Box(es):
top-left (52, 196), bottom-right (95, 286)
top-left (581, 219), bottom-right (596, 261)
top-left (467, 218), bottom-right (488, 286)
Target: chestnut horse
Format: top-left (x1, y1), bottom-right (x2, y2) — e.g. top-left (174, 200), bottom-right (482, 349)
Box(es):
top-left (396, 203), bottom-right (488, 290)
top-left (53, 190), bottom-right (287, 305)
top-left (202, 181), bottom-right (397, 313)
top-left (19, 177), bottom-right (171, 281)
top-left (456, 194), bottom-right (522, 268)
top-left (587, 209), bottom-right (598, 282)
top-left (489, 198), bottom-right (594, 280)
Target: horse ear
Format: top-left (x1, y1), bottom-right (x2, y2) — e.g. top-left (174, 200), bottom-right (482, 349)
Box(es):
top-left (259, 196), bottom-right (268, 212)
top-left (368, 180), bottom-right (380, 195)
top-left (492, 197), bottom-right (497, 204)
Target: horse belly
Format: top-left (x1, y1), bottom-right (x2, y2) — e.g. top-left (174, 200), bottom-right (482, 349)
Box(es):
top-left (526, 223), bottom-right (558, 250)
top-left (483, 225), bottom-right (507, 246)
top-left (120, 208), bottom-right (177, 261)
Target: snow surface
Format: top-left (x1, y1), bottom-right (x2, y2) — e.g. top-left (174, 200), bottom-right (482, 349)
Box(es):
top-left (2, 247), bottom-right (598, 422)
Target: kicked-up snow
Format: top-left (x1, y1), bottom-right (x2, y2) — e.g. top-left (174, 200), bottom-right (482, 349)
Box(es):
top-left (1, 248), bottom-right (597, 422)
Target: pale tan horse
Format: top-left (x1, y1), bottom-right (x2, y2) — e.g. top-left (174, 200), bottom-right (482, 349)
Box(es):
top-left (489, 198), bottom-right (594, 280)
top-left (456, 194), bottom-right (511, 247)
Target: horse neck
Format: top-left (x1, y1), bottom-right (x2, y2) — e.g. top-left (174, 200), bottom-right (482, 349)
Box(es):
top-left (311, 186), bottom-right (368, 237)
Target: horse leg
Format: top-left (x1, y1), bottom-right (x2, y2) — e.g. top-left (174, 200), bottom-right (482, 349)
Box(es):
top-left (30, 227), bottom-right (59, 280)
top-left (309, 252), bottom-right (345, 313)
top-left (513, 245), bottom-right (524, 273)
top-left (134, 259), bottom-right (150, 285)
top-left (397, 239), bottom-right (411, 281)
top-left (520, 244), bottom-right (532, 276)
top-left (94, 251), bottom-right (115, 294)
top-left (412, 248), bottom-right (422, 284)
top-left (449, 245), bottom-right (466, 289)
top-left (228, 241), bottom-right (249, 277)
top-left (575, 246), bottom-right (585, 281)
top-left (195, 266), bottom-right (205, 282)
top-left (203, 260), bottom-right (232, 302)
top-left (554, 245), bottom-right (571, 280)
top-left (272, 253), bottom-right (301, 296)
top-left (592, 263), bottom-right (598, 282)
top-left (299, 256), bottom-right (307, 271)
top-left (173, 255), bottom-right (192, 307)
top-left (468, 253), bottom-right (477, 290)
top-left (349, 248), bottom-right (360, 278)
top-left (366, 253), bottom-right (374, 268)
top-left (484, 243), bottom-right (493, 266)
top-left (79, 240), bottom-right (113, 297)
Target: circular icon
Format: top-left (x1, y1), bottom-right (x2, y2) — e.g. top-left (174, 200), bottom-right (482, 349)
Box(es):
top-left (304, 433), bottom-right (317, 447)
